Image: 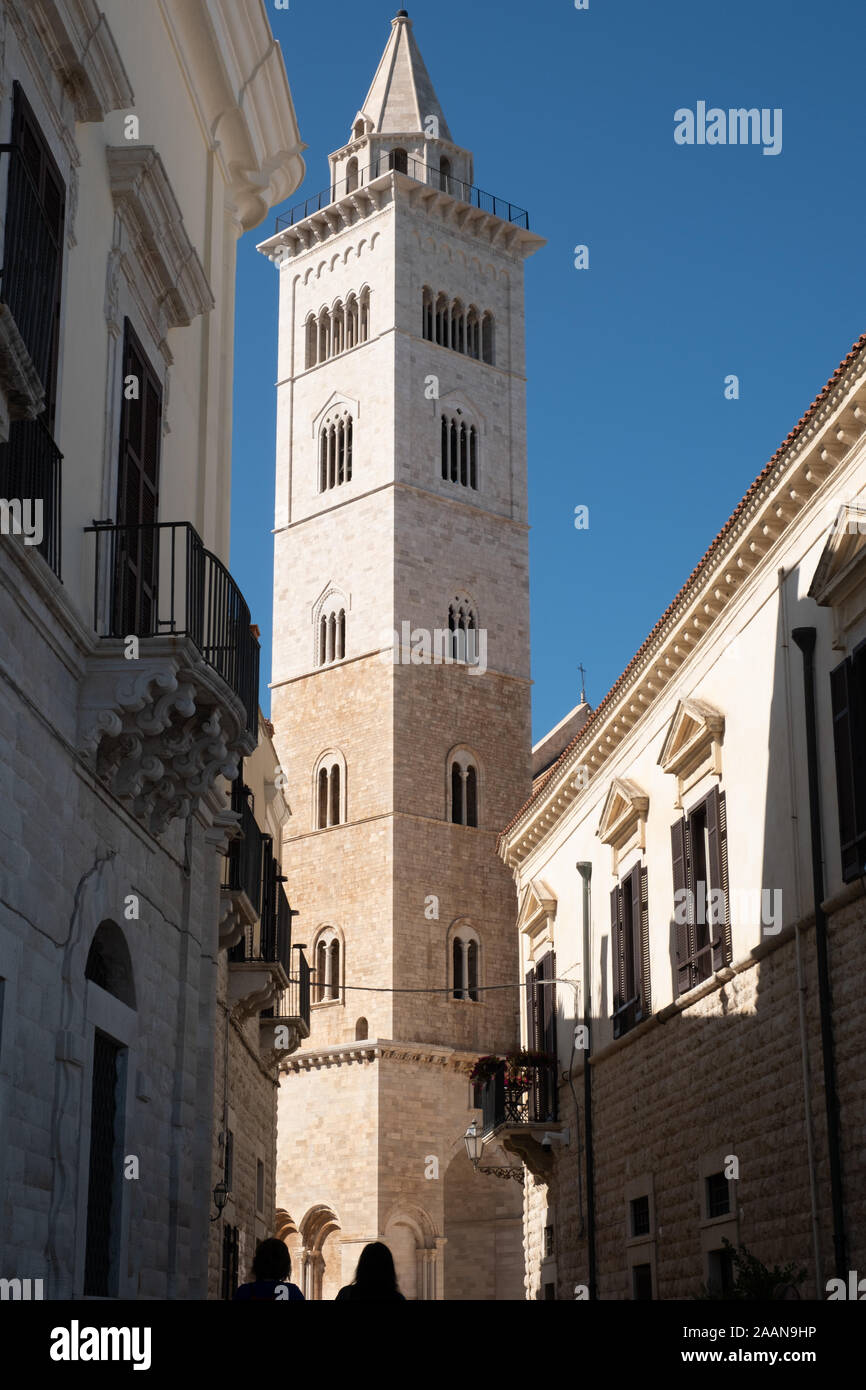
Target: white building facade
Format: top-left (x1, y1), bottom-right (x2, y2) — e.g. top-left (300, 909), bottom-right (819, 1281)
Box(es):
top-left (499, 336), bottom-right (866, 1300)
top-left (0, 0), bottom-right (303, 1299)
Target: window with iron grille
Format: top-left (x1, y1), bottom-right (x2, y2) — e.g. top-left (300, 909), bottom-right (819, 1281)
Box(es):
top-left (706, 1171), bottom-right (730, 1219)
top-left (630, 1194), bottom-right (650, 1238)
top-left (83, 1031), bottom-right (123, 1296)
top-left (611, 864), bottom-right (650, 1037)
top-left (830, 644), bottom-right (866, 883)
top-left (671, 786), bottom-right (730, 995)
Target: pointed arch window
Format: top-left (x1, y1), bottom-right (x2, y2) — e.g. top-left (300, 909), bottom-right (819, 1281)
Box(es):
top-left (305, 314), bottom-right (318, 369)
top-left (449, 923), bottom-right (480, 1001)
top-left (359, 288), bottom-right (370, 342)
top-left (448, 747), bottom-right (480, 827)
top-left (346, 157), bottom-right (359, 193)
top-left (319, 409), bottom-right (354, 492)
top-left (422, 287), bottom-right (434, 342)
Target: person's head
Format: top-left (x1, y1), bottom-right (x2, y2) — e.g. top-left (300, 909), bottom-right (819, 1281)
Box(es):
top-left (252, 1238), bottom-right (291, 1283)
top-left (354, 1241), bottom-right (398, 1292)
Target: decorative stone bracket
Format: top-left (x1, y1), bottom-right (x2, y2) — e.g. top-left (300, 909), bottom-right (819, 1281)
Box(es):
top-left (228, 961), bottom-right (289, 1022)
top-left (78, 639), bottom-right (254, 837)
top-left (260, 1015), bottom-right (303, 1069)
top-left (500, 1131), bottom-right (556, 1182)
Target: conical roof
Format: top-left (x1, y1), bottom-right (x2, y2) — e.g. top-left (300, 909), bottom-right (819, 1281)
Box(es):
top-left (358, 11), bottom-right (452, 141)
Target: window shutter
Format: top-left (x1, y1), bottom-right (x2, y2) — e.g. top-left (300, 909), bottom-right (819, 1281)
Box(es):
top-left (705, 786), bottom-right (730, 970)
top-left (525, 966), bottom-right (537, 1049)
top-left (610, 885), bottom-right (624, 1015)
top-left (671, 817), bottom-right (692, 995)
top-left (636, 866), bottom-right (651, 1021)
top-left (830, 656), bottom-right (865, 881)
top-left (541, 950), bottom-right (557, 1056)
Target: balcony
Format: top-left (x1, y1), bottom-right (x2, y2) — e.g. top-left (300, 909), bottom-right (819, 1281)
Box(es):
top-left (475, 1055), bottom-right (561, 1181)
top-left (227, 831), bottom-right (297, 1021)
top-left (78, 522), bottom-right (260, 836)
top-left (219, 782), bottom-right (265, 949)
top-left (276, 152), bottom-right (530, 231)
top-left (261, 948), bottom-right (311, 1066)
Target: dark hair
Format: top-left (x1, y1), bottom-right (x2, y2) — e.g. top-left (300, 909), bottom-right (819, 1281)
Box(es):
top-left (353, 1241), bottom-right (399, 1293)
top-left (252, 1238), bottom-right (291, 1282)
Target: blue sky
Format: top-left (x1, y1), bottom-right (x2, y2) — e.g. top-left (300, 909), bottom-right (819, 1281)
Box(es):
top-left (231, 0), bottom-right (866, 742)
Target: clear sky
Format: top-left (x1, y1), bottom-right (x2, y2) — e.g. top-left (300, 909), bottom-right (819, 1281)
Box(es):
top-left (231, 0), bottom-right (866, 743)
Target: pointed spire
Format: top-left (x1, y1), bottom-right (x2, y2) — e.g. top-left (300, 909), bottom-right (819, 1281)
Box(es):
top-left (358, 11), bottom-right (452, 141)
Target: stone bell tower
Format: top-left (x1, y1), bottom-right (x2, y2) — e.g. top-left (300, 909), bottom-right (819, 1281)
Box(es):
top-left (259, 9), bottom-right (544, 1300)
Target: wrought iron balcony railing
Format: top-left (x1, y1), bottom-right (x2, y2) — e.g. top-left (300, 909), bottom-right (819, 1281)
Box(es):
top-left (224, 783), bottom-right (266, 916)
top-left (85, 521), bottom-right (259, 736)
top-left (276, 153), bottom-right (529, 231)
top-left (0, 415), bottom-right (62, 576)
top-left (480, 1059), bottom-right (558, 1138)
top-left (0, 140), bottom-right (64, 394)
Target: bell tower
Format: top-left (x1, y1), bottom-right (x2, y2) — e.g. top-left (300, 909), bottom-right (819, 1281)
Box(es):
top-left (259, 10), bottom-right (544, 1300)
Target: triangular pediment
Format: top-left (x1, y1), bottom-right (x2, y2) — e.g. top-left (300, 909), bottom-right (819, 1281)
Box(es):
top-left (658, 698), bottom-right (725, 777)
top-left (808, 504), bottom-right (866, 606)
top-left (516, 877), bottom-right (557, 936)
top-left (311, 391), bottom-right (359, 436)
top-left (597, 778), bottom-right (649, 846)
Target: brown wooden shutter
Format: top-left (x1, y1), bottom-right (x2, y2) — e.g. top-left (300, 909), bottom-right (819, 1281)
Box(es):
top-left (705, 786), bottom-right (730, 970)
top-left (540, 950), bottom-right (557, 1056)
top-left (671, 817), bottom-right (692, 994)
top-left (525, 966), bottom-right (537, 1049)
top-left (635, 865), bottom-right (651, 1021)
top-left (611, 885), bottom-right (624, 1015)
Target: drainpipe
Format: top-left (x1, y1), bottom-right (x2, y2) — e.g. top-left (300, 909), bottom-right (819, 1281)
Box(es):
top-left (778, 572), bottom-right (822, 1289)
top-left (791, 627), bottom-right (847, 1281)
top-left (577, 862), bottom-right (596, 1300)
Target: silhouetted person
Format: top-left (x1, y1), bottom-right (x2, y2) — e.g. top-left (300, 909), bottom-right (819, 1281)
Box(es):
top-left (233, 1237), bottom-right (305, 1301)
top-left (335, 1241), bottom-right (406, 1301)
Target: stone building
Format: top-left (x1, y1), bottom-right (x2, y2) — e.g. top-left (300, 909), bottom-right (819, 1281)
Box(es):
top-left (497, 335), bottom-right (866, 1300)
top-left (258, 11), bottom-right (543, 1299)
top-left (208, 716), bottom-right (310, 1299)
top-left (0, 0), bottom-right (303, 1299)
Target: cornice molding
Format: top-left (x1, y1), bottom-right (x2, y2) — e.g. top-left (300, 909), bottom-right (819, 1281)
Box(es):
top-left (106, 146), bottom-right (214, 335)
top-left (501, 354), bottom-right (866, 869)
top-left (281, 1039), bottom-right (479, 1075)
top-left (31, 0), bottom-right (134, 122)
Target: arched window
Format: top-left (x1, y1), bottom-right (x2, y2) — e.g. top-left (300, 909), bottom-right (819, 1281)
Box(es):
top-left (313, 752), bottom-right (346, 828)
top-left (440, 413), bottom-right (478, 491)
top-left (435, 293), bottom-right (448, 346)
top-left (422, 287), bottom-right (434, 342)
top-left (353, 119), bottom-right (365, 139)
top-left (451, 300), bottom-right (465, 354)
top-left (331, 300), bottom-right (344, 356)
top-left (346, 157), bottom-right (359, 193)
top-left (448, 597), bottom-right (479, 663)
top-left (355, 1017), bottom-right (368, 1041)
top-left (448, 746), bottom-right (480, 826)
top-left (359, 288), bottom-right (370, 342)
top-left (318, 309), bottom-right (330, 363)
top-left (319, 410), bottom-right (354, 492)
top-left (346, 293), bottom-right (358, 350)
top-left (305, 314), bottom-right (318, 370)
top-left (315, 591), bottom-right (348, 666)
top-left (390, 147), bottom-right (408, 174)
top-left (466, 306), bottom-right (480, 360)
top-left (449, 923), bottom-right (480, 1001)
top-left (85, 921), bottom-right (136, 1008)
top-left (313, 927), bottom-right (342, 1003)
top-left (439, 156), bottom-right (451, 192)
top-left (482, 311), bottom-right (494, 365)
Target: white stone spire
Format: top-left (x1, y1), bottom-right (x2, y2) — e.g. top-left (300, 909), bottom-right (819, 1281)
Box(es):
top-left (357, 9), bottom-right (452, 140)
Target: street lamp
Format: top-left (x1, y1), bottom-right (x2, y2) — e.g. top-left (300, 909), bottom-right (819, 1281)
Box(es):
top-left (210, 1179), bottom-right (230, 1223)
top-left (463, 1120), bottom-right (524, 1184)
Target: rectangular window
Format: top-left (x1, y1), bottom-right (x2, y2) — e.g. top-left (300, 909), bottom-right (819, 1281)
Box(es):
top-left (632, 1263), bottom-right (653, 1300)
top-left (706, 1171), bottom-right (731, 1219)
top-left (630, 1194), bottom-right (650, 1238)
top-left (611, 864), bottom-right (650, 1036)
top-left (221, 1224), bottom-right (239, 1301)
top-left (113, 319), bottom-right (162, 636)
top-left (256, 1159), bottom-right (265, 1214)
top-left (830, 646), bottom-right (866, 882)
top-left (84, 1031), bottom-right (123, 1296)
top-left (707, 1246), bottom-right (735, 1296)
top-left (526, 951), bottom-right (557, 1122)
top-left (544, 1224), bottom-right (554, 1258)
top-left (671, 787), bottom-right (730, 996)
top-left (543, 1282), bottom-right (556, 1301)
